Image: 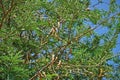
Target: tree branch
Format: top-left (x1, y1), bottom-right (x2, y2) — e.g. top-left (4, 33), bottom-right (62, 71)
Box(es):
top-left (29, 56), bottom-right (57, 80)
top-left (0, 0), bottom-right (14, 29)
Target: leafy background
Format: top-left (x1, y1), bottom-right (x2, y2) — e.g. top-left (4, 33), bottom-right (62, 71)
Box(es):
top-left (0, 0), bottom-right (120, 80)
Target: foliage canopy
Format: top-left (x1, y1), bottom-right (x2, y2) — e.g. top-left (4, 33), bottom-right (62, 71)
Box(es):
top-left (0, 0), bottom-right (120, 80)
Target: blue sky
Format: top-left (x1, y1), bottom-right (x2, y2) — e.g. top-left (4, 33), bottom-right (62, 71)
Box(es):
top-left (90, 0), bottom-right (120, 10)
top-left (90, 0), bottom-right (120, 79)
top-left (90, 0), bottom-right (120, 54)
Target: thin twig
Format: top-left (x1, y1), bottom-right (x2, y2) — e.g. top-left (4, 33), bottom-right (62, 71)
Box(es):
top-left (0, 0), bottom-right (5, 14)
top-left (0, 0), bottom-right (14, 29)
top-left (29, 57), bottom-right (57, 80)
top-left (63, 53), bottom-right (120, 69)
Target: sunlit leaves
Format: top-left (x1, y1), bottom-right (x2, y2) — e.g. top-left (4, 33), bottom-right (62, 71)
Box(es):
top-left (0, 0), bottom-right (120, 80)
top-left (0, 49), bottom-right (29, 79)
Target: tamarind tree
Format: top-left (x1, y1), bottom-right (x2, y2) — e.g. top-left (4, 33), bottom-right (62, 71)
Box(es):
top-left (0, 0), bottom-right (120, 80)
